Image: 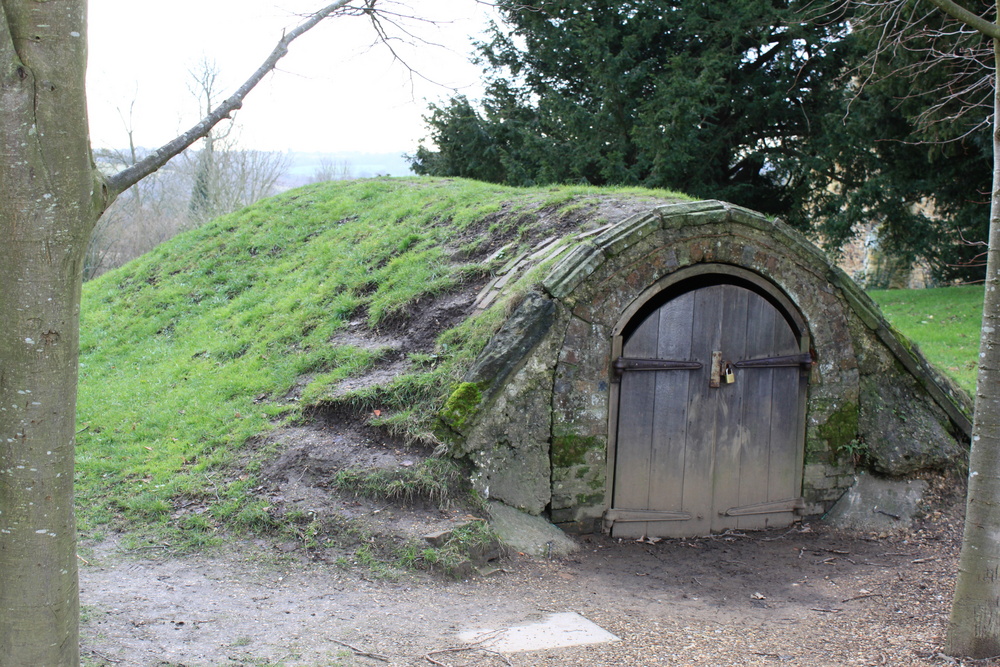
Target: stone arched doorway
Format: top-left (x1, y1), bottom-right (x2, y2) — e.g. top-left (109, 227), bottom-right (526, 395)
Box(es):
top-left (449, 200), bottom-right (970, 535)
top-left (605, 265), bottom-right (812, 538)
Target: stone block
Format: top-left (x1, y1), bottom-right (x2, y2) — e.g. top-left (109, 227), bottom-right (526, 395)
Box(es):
top-left (543, 242), bottom-right (606, 299)
top-left (479, 440), bottom-right (551, 515)
top-left (489, 501), bottom-right (578, 557)
top-left (592, 212), bottom-right (660, 257)
top-left (824, 473), bottom-right (928, 532)
top-left (858, 375), bottom-right (965, 475)
top-left (465, 290), bottom-right (556, 393)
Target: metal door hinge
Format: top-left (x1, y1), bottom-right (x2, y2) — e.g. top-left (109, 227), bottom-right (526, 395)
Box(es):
top-left (734, 353), bottom-right (813, 369)
top-left (719, 497), bottom-right (806, 517)
top-left (611, 357), bottom-right (702, 382)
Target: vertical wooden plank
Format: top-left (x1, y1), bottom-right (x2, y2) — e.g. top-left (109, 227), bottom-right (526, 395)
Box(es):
top-left (711, 286), bottom-right (749, 532)
top-left (604, 335), bottom-right (624, 527)
top-left (645, 292), bottom-right (696, 537)
top-left (765, 312), bottom-right (803, 511)
top-left (681, 285), bottom-right (723, 536)
top-left (736, 292), bottom-right (776, 531)
top-left (611, 309), bottom-right (660, 538)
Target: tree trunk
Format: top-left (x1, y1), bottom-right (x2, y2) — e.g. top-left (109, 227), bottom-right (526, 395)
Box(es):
top-left (945, 19), bottom-right (1000, 659)
top-left (0, 2), bottom-right (104, 664)
top-left (0, 2), bottom-right (363, 661)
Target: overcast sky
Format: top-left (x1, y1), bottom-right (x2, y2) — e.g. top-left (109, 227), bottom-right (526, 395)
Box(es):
top-left (86, 0), bottom-right (496, 155)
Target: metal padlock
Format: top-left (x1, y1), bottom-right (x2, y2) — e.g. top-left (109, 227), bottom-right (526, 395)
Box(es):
top-left (724, 363), bottom-right (735, 384)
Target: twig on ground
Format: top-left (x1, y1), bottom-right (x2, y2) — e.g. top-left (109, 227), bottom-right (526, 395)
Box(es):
top-left (331, 639), bottom-right (390, 662)
top-left (204, 472), bottom-right (222, 501)
top-left (757, 525), bottom-right (803, 541)
top-left (87, 649), bottom-right (122, 663)
top-left (841, 593), bottom-right (884, 603)
top-left (424, 645), bottom-right (512, 666)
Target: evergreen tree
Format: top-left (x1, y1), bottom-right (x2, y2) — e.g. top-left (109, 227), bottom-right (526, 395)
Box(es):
top-left (411, 0), bottom-right (991, 282)
top-left (412, 0), bottom-right (855, 221)
top-left (808, 0), bottom-right (992, 283)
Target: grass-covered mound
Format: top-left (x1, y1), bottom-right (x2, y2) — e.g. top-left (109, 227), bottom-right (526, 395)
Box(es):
top-left (76, 175), bottom-right (985, 563)
top-left (76, 177), bottom-right (687, 555)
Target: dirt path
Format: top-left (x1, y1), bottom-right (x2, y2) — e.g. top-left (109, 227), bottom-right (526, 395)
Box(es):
top-left (79, 486), bottom-right (983, 667)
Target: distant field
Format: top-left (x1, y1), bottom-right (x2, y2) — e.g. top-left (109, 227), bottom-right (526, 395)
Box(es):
top-left (868, 285), bottom-right (984, 395)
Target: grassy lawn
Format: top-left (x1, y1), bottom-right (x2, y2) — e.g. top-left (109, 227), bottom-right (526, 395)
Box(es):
top-left (868, 284), bottom-right (984, 395)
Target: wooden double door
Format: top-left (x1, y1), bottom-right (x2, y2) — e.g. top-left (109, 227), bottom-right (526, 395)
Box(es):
top-left (608, 281), bottom-right (809, 538)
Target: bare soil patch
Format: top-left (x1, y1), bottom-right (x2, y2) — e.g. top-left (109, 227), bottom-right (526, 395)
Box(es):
top-left (258, 420), bottom-right (471, 548)
top-left (79, 472), bottom-right (992, 667)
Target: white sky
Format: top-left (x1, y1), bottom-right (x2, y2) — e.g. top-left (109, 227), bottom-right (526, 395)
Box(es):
top-left (86, 0), bottom-right (496, 155)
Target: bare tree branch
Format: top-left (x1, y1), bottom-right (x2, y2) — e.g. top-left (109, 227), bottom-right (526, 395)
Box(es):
top-left (106, 0), bottom-right (363, 196)
top-left (830, 0), bottom-right (996, 135)
top-left (926, 0), bottom-right (1000, 40)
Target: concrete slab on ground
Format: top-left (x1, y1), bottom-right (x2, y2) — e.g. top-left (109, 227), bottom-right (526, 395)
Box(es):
top-left (458, 611), bottom-right (620, 652)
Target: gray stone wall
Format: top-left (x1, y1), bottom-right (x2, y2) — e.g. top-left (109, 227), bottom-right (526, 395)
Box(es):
top-left (449, 200), bottom-right (971, 532)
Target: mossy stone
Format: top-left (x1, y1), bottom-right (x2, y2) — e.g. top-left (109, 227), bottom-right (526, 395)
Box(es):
top-left (439, 382), bottom-right (483, 434)
top-left (551, 434), bottom-right (601, 468)
top-left (818, 401), bottom-right (859, 457)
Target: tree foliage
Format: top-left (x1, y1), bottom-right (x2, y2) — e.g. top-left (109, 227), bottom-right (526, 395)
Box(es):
top-left (411, 0), bottom-right (991, 282)
top-left (811, 0), bottom-right (994, 282)
top-left (413, 1), bottom-right (854, 214)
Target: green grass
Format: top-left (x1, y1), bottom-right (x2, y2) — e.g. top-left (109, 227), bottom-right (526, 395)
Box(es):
top-left (333, 458), bottom-right (470, 507)
top-left (76, 177), bottom-right (687, 544)
top-left (869, 285), bottom-right (984, 394)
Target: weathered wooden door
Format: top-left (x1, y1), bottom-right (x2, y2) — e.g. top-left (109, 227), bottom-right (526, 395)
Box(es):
top-left (608, 282), bottom-right (808, 538)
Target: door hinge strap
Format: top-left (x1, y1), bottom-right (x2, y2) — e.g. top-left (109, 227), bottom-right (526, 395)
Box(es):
top-left (605, 508), bottom-right (693, 522)
top-left (734, 353), bottom-right (813, 369)
top-left (612, 357), bottom-right (702, 382)
top-left (720, 498), bottom-right (806, 517)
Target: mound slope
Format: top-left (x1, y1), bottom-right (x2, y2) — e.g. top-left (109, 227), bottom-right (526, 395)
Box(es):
top-left (77, 178), bottom-right (687, 562)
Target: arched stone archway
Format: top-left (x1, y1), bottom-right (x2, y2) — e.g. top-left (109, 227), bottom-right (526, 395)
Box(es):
top-left (446, 200), bottom-right (970, 534)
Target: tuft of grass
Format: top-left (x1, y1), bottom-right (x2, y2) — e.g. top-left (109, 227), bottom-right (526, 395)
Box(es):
top-left (869, 285), bottom-right (983, 394)
top-left (333, 458), bottom-right (469, 507)
top-left (397, 519), bottom-right (502, 579)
